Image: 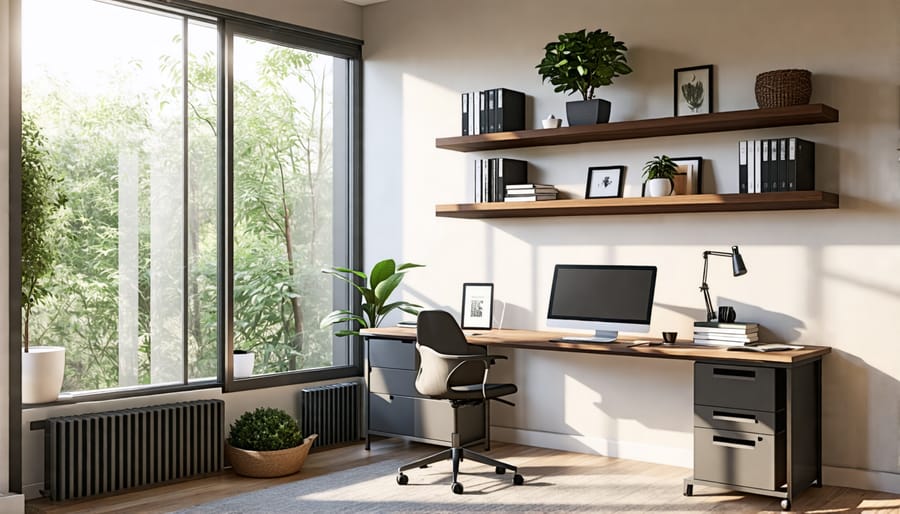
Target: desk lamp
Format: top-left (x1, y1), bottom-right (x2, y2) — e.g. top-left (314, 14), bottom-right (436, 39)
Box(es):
top-left (700, 245), bottom-right (747, 322)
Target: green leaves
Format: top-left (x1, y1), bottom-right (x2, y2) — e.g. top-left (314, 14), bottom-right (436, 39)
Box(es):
top-left (642, 155), bottom-right (679, 181)
top-left (536, 28), bottom-right (632, 101)
top-left (320, 258), bottom-right (424, 336)
top-left (228, 407), bottom-right (303, 451)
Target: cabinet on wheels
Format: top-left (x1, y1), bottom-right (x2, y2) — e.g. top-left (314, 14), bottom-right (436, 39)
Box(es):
top-left (365, 337), bottom-right (487, 449)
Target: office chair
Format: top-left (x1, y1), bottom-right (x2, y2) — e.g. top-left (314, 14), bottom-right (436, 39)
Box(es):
top-left (395, 310), bottom-right (524, 494)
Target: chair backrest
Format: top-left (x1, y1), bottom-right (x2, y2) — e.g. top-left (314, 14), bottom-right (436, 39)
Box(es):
top-left (415, 310), bottom-right (485, 398)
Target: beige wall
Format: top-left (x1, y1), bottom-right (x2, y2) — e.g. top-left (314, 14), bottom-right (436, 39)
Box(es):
top-left (362, 0), bottom-right (900, 492)
top-left (196, 0), bottom-right (362, 40)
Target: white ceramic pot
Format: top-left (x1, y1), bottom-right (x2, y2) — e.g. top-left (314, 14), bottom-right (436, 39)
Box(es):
top-left (234, 351), bottom-right (255, 378)
top-left (647, 178), bottom-right (674, 197)
top-left (22, 346), bottom-right (66, 404)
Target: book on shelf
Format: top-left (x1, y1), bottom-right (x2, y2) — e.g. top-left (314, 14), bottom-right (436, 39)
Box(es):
top-left (506, 185), bottom-right (558, 195)
top-left (506, 183), bottom-right (555, 190)
top-left (473, 158), bottom-right (528, 203)
top-left (504, 193), bottom-right (557, 202)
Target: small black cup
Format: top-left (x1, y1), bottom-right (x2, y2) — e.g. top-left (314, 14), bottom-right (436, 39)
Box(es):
top-left (718, 306), bottom-right (736, 323)
top-left (662, 331), bottom-right (677, 344)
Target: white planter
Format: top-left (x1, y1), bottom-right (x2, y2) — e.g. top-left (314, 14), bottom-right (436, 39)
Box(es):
top-left (234, 351), bottom-right (255, 378)
top-left (22, 346), bottom-right (66, 404)
top-left (647, 178), bottom-right (673, 197)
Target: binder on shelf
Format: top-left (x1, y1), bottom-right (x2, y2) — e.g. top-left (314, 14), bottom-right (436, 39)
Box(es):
top-left (769, 138), bottom-right (780, 192)
top-left (788, 137), bottom-right (815, 191)
top-left (747, 139), bottom-right (756, 193)
top-left (777, 138), bottom-right (788, 192)
top-left (492, 158), bottom-right (528, 202)
top-left (474, 159), bottom-right (483, 202)
top-left (738, 140), bottom-right (748, 194)
top-left (495, 88), bottom-right (526, 132)
top-left (479, 91), bottom-right (487, 135)
top-left (753, 139), bottom-right (762, 193)
top-left (760, 140), bottom-right (769, 193)
top-left (487, 89), bottom-right (496, 133)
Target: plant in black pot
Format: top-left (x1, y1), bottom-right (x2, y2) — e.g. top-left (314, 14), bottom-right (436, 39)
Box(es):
top-left (226, 407), bottom-right (318, 478)
top-left (642, 155), bottom-right (679, 197)
top-left (536, 28), bottom-right (632, 126)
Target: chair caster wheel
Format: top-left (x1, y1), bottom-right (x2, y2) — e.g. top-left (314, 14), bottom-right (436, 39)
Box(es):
top-left (396, 473), bottom-right (408, 485)
top-left (495, 466), bottom-right (506, 475)
top-left (513, 474), bottom-right (524, 485)
top-left (451, 481), bottom-right (464, 494)
top-left (780, 499), bottom-right (791, 511)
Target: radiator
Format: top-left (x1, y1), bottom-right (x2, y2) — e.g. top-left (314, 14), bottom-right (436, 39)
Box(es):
top-left (301, 382), bottom-right (361, 448)
top-left (42, 399), bottom-right (224, 501)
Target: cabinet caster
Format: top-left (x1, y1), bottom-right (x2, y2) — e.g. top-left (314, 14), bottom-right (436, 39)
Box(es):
top-left (451, 481), bottom-right (464, 494)
top-left (683, 483), bottom-right (693, 497)
top-left (513, 474), bottom-right (524, 485)
top-left (396, 473), bottom-right (408, 485)
top-left (495, 466), bottom-right (506, 475)
top-left (780, 499), bottom-right (791, 511)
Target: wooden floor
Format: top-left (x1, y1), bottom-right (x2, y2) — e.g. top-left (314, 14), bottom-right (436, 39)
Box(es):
top-left (27, 439), bottom-right (900, 513)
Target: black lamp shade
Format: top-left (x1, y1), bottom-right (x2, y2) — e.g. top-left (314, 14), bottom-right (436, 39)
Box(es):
top-left (731, 246), bottom-right (747, 276)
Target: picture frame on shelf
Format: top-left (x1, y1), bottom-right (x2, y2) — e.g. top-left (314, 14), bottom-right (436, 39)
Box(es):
top-left (461, 283), bottom-right (494, 330)
top-left (585, 166), bottom-right (625, 199)
top-left (640, 156), bottom-right (702, 196)
top-left (674, 65), bottom-right (713, 116)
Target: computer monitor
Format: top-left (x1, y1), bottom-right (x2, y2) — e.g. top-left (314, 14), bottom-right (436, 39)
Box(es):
top-left (547, 264), bottom-right (657, 343)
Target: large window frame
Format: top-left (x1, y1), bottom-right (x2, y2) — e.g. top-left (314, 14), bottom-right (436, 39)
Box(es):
top-left (9, 0), bottom-right (363, 402)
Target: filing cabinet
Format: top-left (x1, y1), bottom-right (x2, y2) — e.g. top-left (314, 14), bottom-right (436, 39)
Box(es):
top-left (365, 337), bottom-right (486, 448)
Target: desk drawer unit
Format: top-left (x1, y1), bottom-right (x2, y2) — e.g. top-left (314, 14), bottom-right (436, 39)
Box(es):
top-left (366, 337), bottom-right (485, 447)
top-left (694, 404), bottom-right (783, 435)
top-left (694, 427), bottom-right (786, 491)
top-left (694, 363), bottom-right (784, 412)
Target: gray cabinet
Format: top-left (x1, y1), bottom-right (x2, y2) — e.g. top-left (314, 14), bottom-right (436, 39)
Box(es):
top-left (686, 360), bottom-right (821, 510)
top-left (364, 337), bottom-right (486, 449)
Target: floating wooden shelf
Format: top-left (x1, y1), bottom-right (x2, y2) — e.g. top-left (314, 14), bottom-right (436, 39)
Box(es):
top-left (435, 191), bottom-right (839, 219)
top-left (435, 104), bottom-right (839, 152)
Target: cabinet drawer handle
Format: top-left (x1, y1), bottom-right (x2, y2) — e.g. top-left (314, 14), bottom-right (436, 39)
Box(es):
top-left (712, 410), bottom-right (758, 424)
top-left (712, 367), bottom-right (756, 381)
top-left (712, 435), bottom-right (756, 449)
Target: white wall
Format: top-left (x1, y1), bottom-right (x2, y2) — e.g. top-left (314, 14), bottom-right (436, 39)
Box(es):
top-left (362, 0), bottom-right (900, 492)
top-left (196, 0), bottom-right (362, 40)
top-left (0, 0), bottom-right (11, 497)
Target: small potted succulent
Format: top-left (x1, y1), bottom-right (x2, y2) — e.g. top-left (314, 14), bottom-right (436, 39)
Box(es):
top-left (226, 407), bottom-right (317, 478)
top-left (536, 28), bottom-right (632, 126)
top-left (642, 155), bottom-right (679, 197)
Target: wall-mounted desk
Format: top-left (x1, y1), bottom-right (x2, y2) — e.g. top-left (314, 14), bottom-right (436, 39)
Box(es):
top-left (361, 327), bottom-right (830, 511)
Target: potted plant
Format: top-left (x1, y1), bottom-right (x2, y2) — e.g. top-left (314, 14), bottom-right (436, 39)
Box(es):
top-left (642, 155), bottom-right (679, 197)
top-left (232, 349), bottom-right (255, 378)
top-left (320, 259), bottom-right (424, 336)
top-left (536, 28), bottom-right (632, 126)
top-left (226, 407), bottom-right (318, 478)
top-left (21, 113), bottom-right (67, 404)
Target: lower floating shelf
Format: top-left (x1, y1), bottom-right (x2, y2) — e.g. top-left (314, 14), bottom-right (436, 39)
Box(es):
top-left (435, 191), bottom-right (839, 219)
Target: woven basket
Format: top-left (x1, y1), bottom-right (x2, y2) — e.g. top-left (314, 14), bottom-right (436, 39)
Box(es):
top-left (227, 434), bottom-right (317, 478)
top-left (755, 69), bottom-right (812, 108)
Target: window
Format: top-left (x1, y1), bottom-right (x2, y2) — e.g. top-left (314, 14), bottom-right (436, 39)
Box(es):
top-left (19, 0), bottom-right (361, 398)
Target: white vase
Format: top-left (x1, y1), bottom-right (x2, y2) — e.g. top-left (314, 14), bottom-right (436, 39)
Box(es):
top-left (647, 178), bottom-right (673, 197)
top-left (234, 351), bottom-right (255, 378)
top-left (22, 346), bottom-right (66, 404)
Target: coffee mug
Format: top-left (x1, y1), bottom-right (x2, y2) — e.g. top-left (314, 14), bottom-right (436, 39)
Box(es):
top-left (718, 306), bottom-right (736, 323)
top-left (662, 331), bottom-right (677, 344)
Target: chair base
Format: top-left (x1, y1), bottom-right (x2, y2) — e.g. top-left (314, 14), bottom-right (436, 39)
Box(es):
top-left (397, 445), bottom-right (524, 494)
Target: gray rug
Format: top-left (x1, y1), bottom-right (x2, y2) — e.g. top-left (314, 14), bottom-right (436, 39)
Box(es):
top-left (174, 454), bottom-right (740, 513)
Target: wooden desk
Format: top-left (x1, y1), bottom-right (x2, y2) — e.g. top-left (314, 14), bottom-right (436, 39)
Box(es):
top-left (361, 326), bottom-right (829, 510)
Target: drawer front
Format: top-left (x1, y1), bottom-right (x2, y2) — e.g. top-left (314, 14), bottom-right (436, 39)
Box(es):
top-left (369, 367), bottom-right (420, 397)
top-left (694, 362), bottom-right (781, 411)
top-left (368, 393), bottom-right (484, 445)
top-left (694, 427), bottom-right (785, 491)
top-left (368, 338), bottom-right (417, 370)
top-left (694, 404), bottom-right (782, 435)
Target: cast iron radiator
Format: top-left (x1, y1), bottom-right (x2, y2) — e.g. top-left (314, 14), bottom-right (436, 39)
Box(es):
top-left (42, 399), bottom-right (224, 501)
top-left (301, 382), bottom-right (361, 448)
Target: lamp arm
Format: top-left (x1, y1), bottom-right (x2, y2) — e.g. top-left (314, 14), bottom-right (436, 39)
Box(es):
top-left (699, 250), bottom-right (733, 322)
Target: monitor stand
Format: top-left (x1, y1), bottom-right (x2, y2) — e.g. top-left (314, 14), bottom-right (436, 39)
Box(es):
top-left (560, 330), bottom-right (618, 343)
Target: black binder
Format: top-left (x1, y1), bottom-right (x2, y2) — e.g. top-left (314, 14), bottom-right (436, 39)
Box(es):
top-left (495, 88), bottom-right (526, 132)
top-left (738, 140), bottom-right (748, 194)
top-left (787, 138), bottom-right (815, 191)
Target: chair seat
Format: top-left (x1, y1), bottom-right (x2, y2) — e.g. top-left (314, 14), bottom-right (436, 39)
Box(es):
top-left (448, 383), bottom-right (517, 400)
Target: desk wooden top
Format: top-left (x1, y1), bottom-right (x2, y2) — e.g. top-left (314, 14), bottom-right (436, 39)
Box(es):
top-left (360, 327), bottom-right (831, 366)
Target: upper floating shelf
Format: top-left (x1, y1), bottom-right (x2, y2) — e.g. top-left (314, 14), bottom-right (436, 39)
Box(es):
top-left (435, 104), bottom-right (839, 152)
top-left (435, 191), bottom-right (839, 219)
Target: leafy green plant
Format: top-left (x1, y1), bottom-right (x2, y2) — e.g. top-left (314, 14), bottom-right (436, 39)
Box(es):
top-left (228, 407), bottom-right (303, 451)
top-left (320, 259), bottom-right (424, 336)
top-left (21, 113), bottom-right (66, 353)
top-left (536, 28), bottom-right (632, 101)
top-left (642, 155), bottom-right (679, 182)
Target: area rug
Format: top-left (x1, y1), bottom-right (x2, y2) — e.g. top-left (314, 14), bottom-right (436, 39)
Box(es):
top-left (174, 455), bottom-right (735, 513)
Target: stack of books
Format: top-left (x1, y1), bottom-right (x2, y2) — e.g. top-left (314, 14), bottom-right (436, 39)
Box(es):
top-left (474, 158), bottom-right (528, 203)
top-left (461, 88), bottom-right (526, 135)
top-left (693, 321), bottom-right (759, 346)
top-left (737, 137), bottom-right (814, 194)
top-left (504, 184), bottom-right (558, 202)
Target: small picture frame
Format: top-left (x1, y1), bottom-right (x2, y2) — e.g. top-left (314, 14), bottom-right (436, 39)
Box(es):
top-left (585, 166), bottom-right (625, 199)
top-left (674, 65), bottom-right (713, 116)
top-left (461, 283), bottom-right (494, 330)
top-left (671, 156), bottom-right (703, 195)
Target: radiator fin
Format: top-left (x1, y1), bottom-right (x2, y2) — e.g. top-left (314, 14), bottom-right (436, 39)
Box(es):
top-left (43, 399), bottom-right (224, 501)
top-left (301, 382), bottom-right (361, 448)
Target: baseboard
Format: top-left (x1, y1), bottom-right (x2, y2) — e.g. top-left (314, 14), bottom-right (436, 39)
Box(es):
top-left (0, 492), bottom-right (25, 513)
top-left (491, 426), bottom-right (692, 468)
top-left (824, 466), bottom-right (900, 494)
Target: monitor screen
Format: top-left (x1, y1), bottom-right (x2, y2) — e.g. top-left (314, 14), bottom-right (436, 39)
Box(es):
top-left (547, 264), bottom-right (657, 342)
